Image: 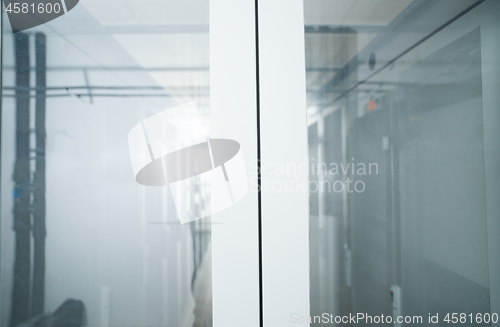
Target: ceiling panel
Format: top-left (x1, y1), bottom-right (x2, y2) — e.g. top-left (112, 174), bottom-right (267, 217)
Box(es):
top-left (82, 0), bottom-right (209, 26)
top-left (304, 0), bottom-right (413, 26)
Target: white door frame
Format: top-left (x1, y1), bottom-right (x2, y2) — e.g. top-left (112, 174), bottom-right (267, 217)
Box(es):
top-left (211, 0), bottom-right (311, 326)
top-left (258, 0), bottom-right (310, 326)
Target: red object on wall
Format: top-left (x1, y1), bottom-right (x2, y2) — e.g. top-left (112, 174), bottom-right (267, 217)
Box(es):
top-left (367, 99), bottom-right (378, 111)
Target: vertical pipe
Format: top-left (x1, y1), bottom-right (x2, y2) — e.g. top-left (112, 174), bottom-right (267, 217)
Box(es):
top-left (31, 32), bottom-right (46, 318)
top-left (10, 32), bottom-right (31, 327)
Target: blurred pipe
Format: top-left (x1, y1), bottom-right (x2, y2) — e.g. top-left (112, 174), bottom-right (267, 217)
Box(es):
top-left (2, 93), bottom-right (210, 98)
top-left (31, 32), bottom-right (47, 318)
top-left (2, 65), bottom-right (210, 72)
top-left (3, 85), bottom-right (210, 91)
top-left (11, 32), bottom-right (31, 327)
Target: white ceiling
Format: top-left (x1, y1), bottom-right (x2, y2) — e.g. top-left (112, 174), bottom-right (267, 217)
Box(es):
top-left (304, 0), bottom-right (413, 26)
top-left (81, 0), bottom-right (209, 26)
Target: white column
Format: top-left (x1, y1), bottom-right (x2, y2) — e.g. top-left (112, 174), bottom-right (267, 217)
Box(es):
top-left (210, 0), bottom-right (261, 326)
top-left (258, 0), bottom-right (311, 326)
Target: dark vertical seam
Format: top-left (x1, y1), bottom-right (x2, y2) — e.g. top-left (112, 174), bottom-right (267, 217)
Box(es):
top-left (254, 0), bottom-right (264, 326)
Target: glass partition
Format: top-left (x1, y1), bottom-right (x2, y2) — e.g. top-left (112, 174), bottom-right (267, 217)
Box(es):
top-left (1, 1), bottom-right (213, 326)
top-left (304, 0), bottom-right (499, 325)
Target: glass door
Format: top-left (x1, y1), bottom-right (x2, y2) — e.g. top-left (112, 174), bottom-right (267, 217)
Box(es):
top-left (302, 0), bottom-right (500, 326)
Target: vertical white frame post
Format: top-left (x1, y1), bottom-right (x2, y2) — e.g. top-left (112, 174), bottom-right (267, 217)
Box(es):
top-left (210, 1), bottom-right (261, 327)
top-left (211, 0), bottom-right (310, 325)
top-left (258, 0), bottom-right (311, 326)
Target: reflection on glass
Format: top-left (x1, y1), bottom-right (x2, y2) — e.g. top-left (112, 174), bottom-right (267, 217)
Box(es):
top-left (1, 1), bottom-right (213, 326)
top-left (304, 0), bottom-right (498, 326)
